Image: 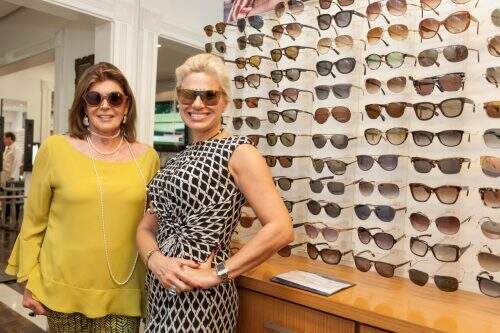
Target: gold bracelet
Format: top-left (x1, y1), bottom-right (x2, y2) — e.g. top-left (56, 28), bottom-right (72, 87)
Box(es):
top-left (145, 249), bottom-right (160, 266)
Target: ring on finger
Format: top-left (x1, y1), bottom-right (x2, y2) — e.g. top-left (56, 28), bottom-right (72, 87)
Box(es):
top-left (168, 285), bottom-right (177, 296)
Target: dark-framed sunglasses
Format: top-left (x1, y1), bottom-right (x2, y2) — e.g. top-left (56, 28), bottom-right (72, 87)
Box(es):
top-left (267, 109), bottom-right (312, 124)
top-left (411, 157), bottom-right (471, 174)
top-left (232, 97), bottom-right (273, 109)
top-left (356, 154), bottom-right (407, 171)
top-left (366, 52), bottom-right (416, 70)
top-left (294, 221), bottom-right (355, 242)
top-left (409, 72), bottom-right (465, 96)
top-left (84, 91), bottom-right (127, 107)
top-left (311, 158), bottom-right (356, 175)
top-left (248, 133), bottom-right (309, 147)
top-left (312, 133), bottom-right (357, 149)
top-left (411, 130), bottom-right (469, 147)
top-left (305, 243), bottom-right (353, 265)
top-left (314, 106), bottom-right (353, 123)
top-left (275, 176), bottom-right (357, 195)
top-left (317, 10), bottom-right (368, 31)
top-left (204, 41), bottom-right (226, 54)
top-left (272, 22), bottom-right (321, 40)
top-left (409, 264), bottom-right (463, 292)
top-left (270, 46), bottom-right (319, 61)
top-left (479, 188), bottom-right (500, 208)
top-left (357, 227), bottom-right (405, 250)
top-left (203, 22), bottom-right (237, 39)
top-left (316, 58), bottom-right (366, 77)
top-left (410, 234), bottom-right (471, 262)
top-left (176, 89), bottom-right (223, 106)
top-left (354, 250), bottom-right (410, 278)
top-left (418, 11), bottom-right (479, 42)
top-left (270, 68), bottom-right (317, 84)
top-left (409, 212), bottom-right (471, 235)
top-left (306, 200), bottom-right (354, 218)
top-left (314, 84), bottom-right (363, 100)
top-left (236, 15), bottom-right (278, 33)
top-left (268, 88), bottom-right (314, 104)
top-left (263, 155), bottom-right (312, 168)
top-left (354, 204), bottom-right (407, 222)
top-left (413, 97), bottom-right (474, 120)
top-left (364, 127), bottom-right (409, 146)
top-left (233, 74), bottom-right (273, 89)
top-left (409, 183), bottom-right (469, 204)
top-left (224, 55), bottom-right (275, 70)
top-left (417, 44), bottom-right (479, 67)
top-left (231, 116), bottom-right (267, 130)
top-left (365, 76), bottom-right (407, 95)
top-left (236, 34), bottom-right (279, 51)
top-left (358, 180), bottom-right (406, 199)
top-left (477, 271), bottom-right (500, 297)
top-left (364, 102), bottom-right (412, 120)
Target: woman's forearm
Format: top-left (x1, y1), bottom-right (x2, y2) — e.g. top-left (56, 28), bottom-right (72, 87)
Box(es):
top-left (136, 213), bottom-right (160, 264)
top-left (225, 221), bottom-right (294, 279)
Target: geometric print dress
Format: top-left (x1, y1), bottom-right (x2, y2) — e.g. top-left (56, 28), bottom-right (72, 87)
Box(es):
top-left (145, 136), bottom-right (253, 333)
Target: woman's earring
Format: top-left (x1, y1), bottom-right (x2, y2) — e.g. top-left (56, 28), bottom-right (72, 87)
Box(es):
top-left (83, 115), bottom-right (89, 127)
top-left (122, 114), bottom-right (127, 124)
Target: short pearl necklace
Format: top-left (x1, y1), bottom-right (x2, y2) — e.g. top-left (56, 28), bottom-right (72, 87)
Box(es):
top-left (88, 135), bottom-right (124, 156)
top-left (87, 137), bottom-right (147, 286)
top-left (89, 129), bottom-right (121, 139)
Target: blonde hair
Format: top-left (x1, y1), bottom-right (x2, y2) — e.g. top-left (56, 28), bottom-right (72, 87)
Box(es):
top-left (175, 53), bottom-right (231, 101)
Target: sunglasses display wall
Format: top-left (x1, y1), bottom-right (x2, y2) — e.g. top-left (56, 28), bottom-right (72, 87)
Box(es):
top-left (205, 0), bottom-right (500, 298)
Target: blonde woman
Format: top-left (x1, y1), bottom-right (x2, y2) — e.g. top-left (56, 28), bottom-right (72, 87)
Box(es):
top-left (6, 62), bottom-right (159, 332)
top-left (137, 53), bottom-right (293, 332)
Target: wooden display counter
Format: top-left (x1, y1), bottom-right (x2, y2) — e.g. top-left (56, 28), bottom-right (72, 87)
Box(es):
top-left (235, 255), bottom-right (500, 333)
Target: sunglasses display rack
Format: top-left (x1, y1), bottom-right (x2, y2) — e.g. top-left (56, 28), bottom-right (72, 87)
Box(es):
top-left (204, 0), bottom-right (499, 297)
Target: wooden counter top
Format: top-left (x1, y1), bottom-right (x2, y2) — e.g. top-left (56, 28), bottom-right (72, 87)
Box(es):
top-left (236, 255), bottom-right (500, 333)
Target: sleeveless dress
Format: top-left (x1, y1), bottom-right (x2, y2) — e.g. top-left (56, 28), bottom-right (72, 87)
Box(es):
top-left (145, 136), bottom-right (253, 333)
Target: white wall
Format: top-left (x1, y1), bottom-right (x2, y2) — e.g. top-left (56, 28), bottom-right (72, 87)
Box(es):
top-left (0, 62), bottom-right (55, 142)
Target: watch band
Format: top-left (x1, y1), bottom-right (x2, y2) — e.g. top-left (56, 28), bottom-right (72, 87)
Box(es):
top-left (215, 261), bottom-right (231, 284)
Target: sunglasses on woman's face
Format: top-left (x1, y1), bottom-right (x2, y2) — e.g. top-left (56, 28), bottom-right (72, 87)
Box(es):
top-left (356, 154), bottom-right (406, 171)
top-left (311, 158), bottom-right (356, 175)
top-left (233, 74), bottom-right (273, 89)
top-left (409, 212), bottom-right (471, 235)
top-left (264, 155), bottom-right (312, 168)
top-left (364, 102), bottom-right (412, 120)
top-left (364, 127), bottom-right (409, 146)
top-left (358, 227), bottom-right (405, 250)
top-left (275, 0), bottom-right (305, 21)
top-left (366, 0), bottom-right (422, 24)
top-left (270, 68), bottom-right (317, 84)
top-left (317, 10), bottom-right (368, 31)
top-left (314, 84), bottom-right (363, 100)
top-left (231, 116), bottom-right (267, 130)
top-left (237, 34), bottom-right (279, 51)
top-left (486, 66), bottom-right (500, 87)
top-left (316, 58), bottom-right (366, 77)
top-left (477, 271), bottom-right (500, 298)
top-left (410, 72), bottom-right (465, 96)
top-left (84, 91), bottom-right (127, 108)
top-left (358, 181), bottom-right (406, 199)
top-left (312, 134), bottom-right (357, 149)
top-left (410, 234), bottom-right (471, 262)
top-left (365, 76), bottom-right (407, 95)
top-left (478, 245), bottom-right (500, 273)
top-left (367, 24), bottom-right (417, 46)
top-left (478, 217), bottom-right (500, 240)
top-left (411, 157), bottom-right (470, 174)
top-left (479, 188), bottom-right (500, 208)
top-left (411, 130), bottom-right (468, 147)
top-left (204, 41), bottom-right (226, 54)
top-left (314, 106), bottom-right (352, 123)
top-left (317, 36), bottom-right (366, 54)
top-left (270, 46), bottom-right (319, 62)
top-left (268, 88), bottom-right (314, 105)
top-left (413, 97), bottom-right (474, 120)
top-left (271, 22), bottom-right (321, 41)
top-left (410, 183), bottom-right (469, 204)
top-left (232, 97), bottom-right (272, 109)
top-left (366, 52), bottom-right (416, 70)
top-left (177, 89), bottom-right (223, 106)
top-left (480, 156), bottom-right (500, 178)
top-left (294, 222), bottom-right (355, 242)
top-left (267, 109), bottom-right (313, 124)
top-left (203, 22), bottom-right (237, 39)
top-left (419, 11), bottom-right (479, 42)
top-left (409, 265), bottom-right (463, 292)
top-left (306, 200), bottom-right (354, 218)
top-left (354, 204), bottom-right (406, 222)
top-left (417, 45), bottom-right (479, 67)
top-left (354, 250), bottom-right (410, 278)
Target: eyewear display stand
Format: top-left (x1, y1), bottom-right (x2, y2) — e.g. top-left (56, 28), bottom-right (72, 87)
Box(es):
top-left (236, 254), bottom-right (500, 333)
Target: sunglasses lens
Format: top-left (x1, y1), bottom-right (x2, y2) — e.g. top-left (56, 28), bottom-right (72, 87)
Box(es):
top-left (325, 160), bottom-right (347, 175)
top-left (387, 76), bottom-right (407, 93)
top-left (443, 45), bottom-right (469, 62)
top-left (412, 158), bottom-right (433, 173)
top-left (321, 249), bottom-right (342, 264)
top-left (438, 130), bottom-right (463, 147)
top-left (365, 79), bottom-right (381, 94)
top-left (203, 25), bottom-right (213, 36)
top-left (354, 205), bottom-right (371, 220)
top-left (357, 155), bottom-right (374, 171)
top-left (272, 25), bottom-right (284, 39)
top-left (419, 18), bottom-right (439, 39)
top-left (409, 269), bottom-right (429, 286)
top-left (307, 200), bottom-right (321, 215)
top-left (108, 92), bottom-right (125, 107)
top-left (215, 22), bottom-right (226, 34)
top-left (438, 158), bottom-right (463, 174)
top-left (309, 180), bottom-right (324, 193)
top-left (365, 128), bottom-right (382, 145)
top-left (270, 70), bottom-right (283, 84)
top-left (275, 2), bottom-right (285, 17)
top-left (486, 67), bottom-right (500, 85)
top-left (357, 227), bottom-right (371, 244)
top-left (204, 43), bottom-right (212, 53)
top-left (380, 155), bottom-right (400, 171)
top-left (435, 216), bottom-right (460, 235)
top-left (325, 203), bottom-right (341, 218)
top-left (414, 103), bottom-right (435, 120)
top-left (281, 110), bottom-right (298, 123)
top-left (335, 35), bottom-right (353, 49)
top-left (387, 0), bottom-right (407, 16)
top-left (278, 156), bottom-right (293, 168)
top-left (314, 85), bottom-right (330, 100)
top-left (316, 60), bottom-right (333, 76)
top-left (268, 90), bottom-right (280, 104)
top-left (330, 134), bottom-right (349, 149)
top-left (386, 103), bottom-right (405, 118)
top-left (312, 134), bottom-right (327, 148)
top-left (282, 88), bottom-right (299, 103)
top-left (266, 133), bottom-right (278, 146)
top-left (338, 0), bottom-right (354, 5)
top-left (484, 101), bottom-right (500, 118)
top-left (410, 238), bottom-right (428, 256)
top-left (434, 244), bottom-right (460, 262)
top-left (367, 27), bottom-right (383, 45)
top-left (484, 129), bottom-right (500, 148)
top-left (481, 188), bottom-right (500, 208)
top-left (442, 98), bottom-right (465, 117)
top-left (322, 228), bottom-right (339, 242)
top-left (488, 35), bottom-right (500, 57)
top-left (410, 212), bottom-right (431, 232)
top-left (286, 23), bottom-right (302, 38)
top-left (237, 18), bottom-right (246, 32)
top-left (317, 14), bottom-right (332, 30)
top-left (332, 106), bottom-right (351, 123)
top-left (248, 34), bottom-right (263, 47)
top-left (378, 183), bottom-right (399, 199)
top-left (410, 184), bottom-right (432, 202)
top-left (334, 11), bottom-right (353, 28)
top-left (304, 224), bottom-right (319, 238)
top-left (327, 182), bottom-right (345, 195)
top-left (493, 8), bottom-right (500, 27)
top-left (435, 276), bottom-right (459, 292)
top-left (271, 49), bottom-right (282, 62)
top-left (354, 256), bottom-right (372, 272)
top-left (332, 84), bottom-right (352, 99)
top-left (366, 2), bottom-right (381, 21)
top-left (374, 262), bottom-right (395, 278)
top-left (420, 0), bottom-right (440, 10)
top-left (245, 117), bottom-right (260, 130)
top-left (84, 91), bottom-right (102, 106)
top-left (337, 57), bottom-right (356, 74)
top-left (306, 243), bottom-right (319, 259)
top-left (413, 78), bottom-right (435, 96)
top-left (285, 46), bottom-right (299, 60)
top-left (358, 181), bottom-right (374, 196)
top-left (286, 69), bottom-right (301, 81)
top-left (374, 233), bottom-right (395, 250)
top-left (317, 38), bottom-right (332, 54)
top-left (234, 76), bottom-right (245, 89)
top-left (366, 54), bottom-right (382, 70)
top-left (288, 0), bottom-right (304, 14)
top-left (277, 246), bottom-right (292, 257)
top-left (481, 156), bottom-right (500, 177)
top-left (232, 118), bottom-right (243, 130)
top-left (320, 0), bottom-right (332, 9)
top-left (314, 108), bottom-right (329, 124)
top-left (478, 276), bottom-right (500, 297)
top-left (412, 131), bottom-right (433, 146)
top-left (248, 15), bottom-right (264, 30)
top-left (418, 49), bottom-right (438, 67)
top-left (233, 99), bottom-right (242, 109)
top-left (388, 24), bottom-right (408, 40)
top-left (177, 89), bottom-right (197, 104)
top-left (478, 252), bottom-right (500, 272)
top-left (435, 186), bottom-right (460, 204)
top-left (444, 12), bottom-right (470, 34)
top-left (386, 52), bottom-right (404, 68)
top-left (265, 156), bottom-right (276, 167)
top-left (481, 219), bottom-right (500, 239)
top-left (439, 73), bottom-right (463, 92)
top-left (375, 206), bottom-right (396, 222)
top-left (235, 57), bottom-right (246, 68)
top-left (248, 56), bottom-right (261, 68)
top-left (312, 159), bottom-right (325, 173)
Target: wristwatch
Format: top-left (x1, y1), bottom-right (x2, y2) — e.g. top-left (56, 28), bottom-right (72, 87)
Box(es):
top-left (215, 261), bottom-right (231, 284)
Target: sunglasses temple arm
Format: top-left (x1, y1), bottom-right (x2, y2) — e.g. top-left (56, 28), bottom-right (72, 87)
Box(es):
top-left (356, 250), bottom-right (375, 258)
top-left (460, 243), bottom-right (472, 257)
top-left (342, 250), bottom-right (354, 256)
top-left (292, 223), bottom-right (305, 228)
top-left (362, 63), bottom-right (367, 75)
top-left (396, 261), bottom-right (411, 269)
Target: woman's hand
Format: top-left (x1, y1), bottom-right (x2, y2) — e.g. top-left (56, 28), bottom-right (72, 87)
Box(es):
top-left (179, 252), bottom-right (221, 290)
top-left (148, 252), bottom-right (200, 292)
top-left (22, 288), bottom-right (46, 316)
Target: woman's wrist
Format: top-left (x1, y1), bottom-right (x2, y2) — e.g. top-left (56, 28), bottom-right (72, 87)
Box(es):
top-left (145, 249), bottom-right (161, 268)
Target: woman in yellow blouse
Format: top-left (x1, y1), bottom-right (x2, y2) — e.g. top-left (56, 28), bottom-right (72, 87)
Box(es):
top-left (5, 62), bottom-right (159, 332)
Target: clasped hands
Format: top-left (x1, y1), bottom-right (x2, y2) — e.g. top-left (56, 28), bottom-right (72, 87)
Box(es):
top-left (148, 251), bottom-right (222, 292)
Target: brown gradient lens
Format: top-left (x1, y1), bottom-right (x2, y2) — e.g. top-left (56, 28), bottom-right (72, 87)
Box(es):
top-left (480, 156), bottom-right (500, 178)
top-left (480, 188), bottom-right (500, 208)
top-left (378, 183), bottom-right (400, 199)
top-left (484, 101), bottom-right (500, 118)
top-left (420, 0), bottom-right (440, 10)
top-left (367, 27), bottom-right (383, 45)
top-left (444, 11), bottom-right (471, 34)
top-left (275, 2), bottom-right (285, 18)
top-left (374, 262), bottom-right (397, 278)
top-left (271, 49), bottom-right (282, 62)
top-left (435, 216), bottom-right (461, 235)
top-left (418, 49), bottom-right (439, 66)
top-left (493, 8), bottom-right (500, 27)
top-left (234, 57), bottom-right (246, 69)
top-left (285, 46), bottom-right (299, 60)
top-left (365, 105), bottom-right (383, 119)
top-left (358, 181), bottom-right (374, 196)
top-left (419, 18), bottom-right (440, 39)
top-left (410, 212), bottom-right (431, 232)
top-left (288, 0), bottom-right (304, 14)
top-left (365, 78), bottom-right (382, 94)
top-left (245, 97), bottom-right (259, 108)
top-left (317, 38), bottom-right (333, 54)
top-left (435, 186), bottom-right (461, 204)
top-left (439, 73), bottom-right (463, 91)
top-left (215, 22), bottom-right (226, 34)
top-left (488, 35), bottom-right (500, 57)
top-left (278, 246), bottom-right (292, 257)
top-left (338, 0), bottom-right (354, 5)
top-left (387, 76), bottom-right (407, 92)
top-left (203, 25), bottom-right (213, 36)
top-left (478, 251), bottom-right (500, 272)
top-left (335, 35), bottom-right (353, 49)
top-left (387, 0), bottom-right (407, 16)
top-left (282, 88), bottom-right (299, 102)
top-left (354, 256), bottom-right (372, 272)
top-left (314, 107), bottom-right (351, 124)
top-left (272, 25), bottom-right (284, 39)
top-left (388, 24), bottom-right (409, 40)
top-left (233, 99), bottom-right (242, 109)
top-left (366, 2), bottom-right (382, 21)
top-left (286, 23), bottom-right (302, 38)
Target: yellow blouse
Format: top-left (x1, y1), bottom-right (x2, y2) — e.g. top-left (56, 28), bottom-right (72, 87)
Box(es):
top-left (6, 135), bottom-right (160, 318)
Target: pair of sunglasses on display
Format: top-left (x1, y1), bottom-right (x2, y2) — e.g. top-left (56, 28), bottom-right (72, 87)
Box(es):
top-left (236, 34), bottom-right (279, 51)
top-left (364, 127), bottom-right (409, 146)
top-left (283, 198), bottom-right (353, 218)
top-left (274, 0), bottom-right (306, 20)
top-left (357, 227), bottom-right (405, 250)
top-left (314, 155), bottom-right (406, 174)
top-left (409, 263), bottom-right (464, 292)
top-left (270, 46), bottom-right (319, 61)
top-left (294, 222), bottom-right (355, 242)
top-left (354, 204), bottom-right (406, 222)
top-left (317, 36), bottom-right (366, 54)
top-left (366, 0), bottom-right (425, 25)
top-left (358, 180), bottom-right (406, 199)
top-left (278, 242), bottom-right (353, 265)
top-left (409, 212), bottom-right (472, 235)
top-left (480, 156), bottom-right (500, 178)
top-left (314, 84), bottom-right (363, 100)
top-left (271, 22), bottom-right (320, 40)
top-left (366, 24), bottom-right (418, 46)
top-left (203, 22), bottom-right (237, 39)
top-left (269, 88), bottom-right (314, 104)
top-left (365, 76), bottom-right (407, 95)
top-left (477, 245), bottom-right (500, 272)
top-left (233, 74), bottom-right (274, 89)
top-left (365, 52), bottom-right (416, 70)
top-left (410, 72), bottom-right (465, 96)
top-left (225, 55), bottom-right (275, 70)
top-left (274, 176), bottom-right (360, 194)
top-left (354, 250), bottom-right (410, 278)
top-left (479, 188), bottom-right (500, 208)
top-left (236, 15), bottom-right (278, 33)
top-left (317, 10), bottom-right (368, 31)
top-left (417, 44), bottom-right (479, 67)
top-left (411, 157), bottom-right (471, 174)
top-left (418, 11), bottom-right (479, 41)
top-left (270, 68), bottom-right (318, 84)
top-left (409, 183), bottom-right (469, 204)
top-left (316, 58), bottom-right (366, 77)
top-left (410, 234), bottom-right (470, 262)
top-left (83, 91), bottom-right (127, 107)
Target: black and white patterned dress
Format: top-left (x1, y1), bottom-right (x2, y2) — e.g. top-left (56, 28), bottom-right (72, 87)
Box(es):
top-left (145, 136), bottom-right (252, 333)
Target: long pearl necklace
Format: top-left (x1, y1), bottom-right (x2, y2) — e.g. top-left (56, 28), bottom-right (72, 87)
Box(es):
top-left (88, 135), bottom-right (124, 156)
top-left (87, 136), bottom-right (147, 286)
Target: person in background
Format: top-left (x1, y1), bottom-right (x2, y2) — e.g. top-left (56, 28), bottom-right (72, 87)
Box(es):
top-left (6, 62), bottom-right (160, 333)
top-left (1, 132), bottom-right (17, 185)
top-left (137, 53), bottom-right (294, 332)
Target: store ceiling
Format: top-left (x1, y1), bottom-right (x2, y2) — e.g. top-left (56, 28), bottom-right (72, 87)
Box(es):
top-left (0, 1), bottom-right (20, 20)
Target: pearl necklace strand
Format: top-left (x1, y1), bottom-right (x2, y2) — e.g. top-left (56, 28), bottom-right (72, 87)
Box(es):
top-left (87, 136), bottom-right (147, 286)
top-left (89, 129), bottom-right (121, 139)
top-left (88, 135), bottom-right (124, 156)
